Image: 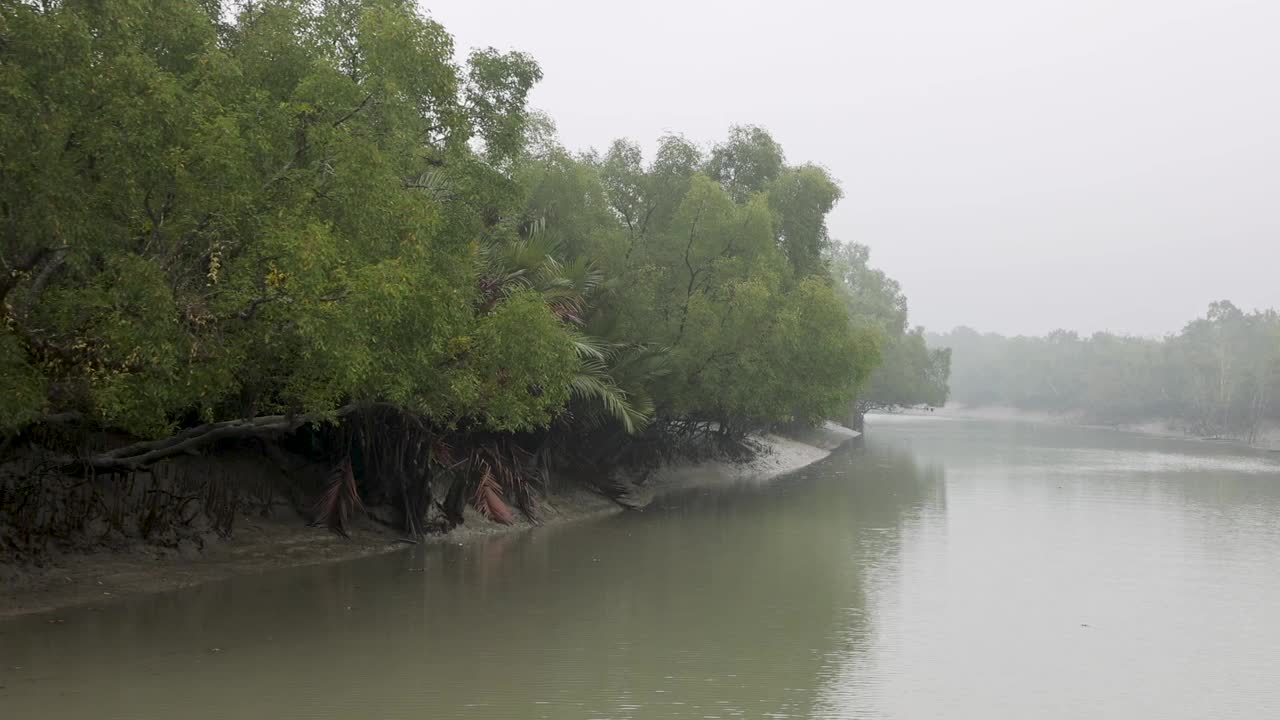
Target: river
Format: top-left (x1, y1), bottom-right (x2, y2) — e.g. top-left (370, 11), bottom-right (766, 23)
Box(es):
top-left (3, 416), bottom-right (1280, 718)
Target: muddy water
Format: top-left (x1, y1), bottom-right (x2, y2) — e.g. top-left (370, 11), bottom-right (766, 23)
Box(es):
top-left (3, 416), bottom-right (1280, 718)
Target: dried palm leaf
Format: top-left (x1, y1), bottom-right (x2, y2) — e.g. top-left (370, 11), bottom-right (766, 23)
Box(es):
top-left (471, 461), bottom-right (515, 525)
top-left (314, 456), bottom-right (364, 538)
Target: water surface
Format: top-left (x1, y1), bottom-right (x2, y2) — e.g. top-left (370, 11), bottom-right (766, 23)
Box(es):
top-left (3, 417), bottom-right (1280, 718)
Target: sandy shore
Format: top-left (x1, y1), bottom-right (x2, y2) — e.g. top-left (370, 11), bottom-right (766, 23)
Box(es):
top-left (0, 423), bottom-right (858, 619)
top-left (641, 422), bottom-right (858, 493)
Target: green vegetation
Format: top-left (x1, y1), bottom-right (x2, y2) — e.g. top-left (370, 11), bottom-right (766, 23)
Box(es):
top-left (830, 243), bottom-right (950, 422)
top-left (933, 302), bottom-right (1280, 442)
top-left (1, 0), bottom-right (945, 541)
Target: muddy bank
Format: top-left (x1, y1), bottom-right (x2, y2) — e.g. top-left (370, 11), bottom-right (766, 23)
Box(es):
top-left (936, 404), bottom-right (1280, 452)
top-left (0, 484), bottom-right (617, 620)
top-left (0, 424), bottom-right (858, 619)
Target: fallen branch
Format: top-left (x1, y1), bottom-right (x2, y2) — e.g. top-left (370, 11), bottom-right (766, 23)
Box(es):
top-left (60, 404), bottom-right (372, 473)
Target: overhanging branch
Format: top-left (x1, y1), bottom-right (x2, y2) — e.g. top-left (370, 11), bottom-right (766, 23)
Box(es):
top-left (60, 404), bottom-right (371, 473)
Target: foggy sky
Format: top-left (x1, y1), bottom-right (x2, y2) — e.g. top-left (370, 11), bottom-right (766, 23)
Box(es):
top-left (423, 0), bottom-right (1279, 337)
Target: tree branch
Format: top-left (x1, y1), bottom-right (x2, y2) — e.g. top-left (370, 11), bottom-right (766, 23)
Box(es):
top-left (11, 246), bottom-right (68, 319)
top-left (61, 404), bottom-right (369, 473)
top-left (236, 292), bottom-right (283, 321)
top-left (0, 246), bottom-right (55, 308)
top-left (332, 93), bottom-right (373, 128)
top-left (674, 202), bottom-right (705, 345)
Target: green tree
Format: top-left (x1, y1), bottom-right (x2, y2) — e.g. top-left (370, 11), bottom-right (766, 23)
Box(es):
top-left (768, 165), bottom-right (842, 277)
top-left (0, 0), bottom-right (564, 438)
top-left (931, 302), bottom-right (1280, 442)
top-left (2, 0), bottom-right (906, 540)
top-left (705, 125), bottom-right (784, 203)
top-left (828, 242), bottom-right (949, 421)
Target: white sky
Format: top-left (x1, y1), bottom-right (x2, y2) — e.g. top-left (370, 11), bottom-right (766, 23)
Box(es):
top-left (422, 0), bottom-right (1280, 337)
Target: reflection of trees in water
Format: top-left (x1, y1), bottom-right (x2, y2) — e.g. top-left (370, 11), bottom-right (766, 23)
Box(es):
top-left (809, 423), bottom-right (1280, 719)
top-left (903, 418), bottom-right (1280, 514)
top-left (2, 440), bottom-right (949, 719)
top-left (476, 440), bottom-right (947, 712)
top-left (377, 439), bottom-right (950, 718)
top-left (806, 439), bottom-right (948, 719)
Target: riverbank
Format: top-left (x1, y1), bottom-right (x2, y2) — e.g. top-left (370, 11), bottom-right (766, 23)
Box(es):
top-left (0, 423), bottom-right (858, 619)
top-left (935, 404), bottom-right (1280, 452)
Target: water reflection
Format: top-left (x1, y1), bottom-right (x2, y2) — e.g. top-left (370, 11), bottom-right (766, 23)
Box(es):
top-left (812, 416), bottom-right (1280, 719)
top-left (3, 418), bottom-right (1280, 718)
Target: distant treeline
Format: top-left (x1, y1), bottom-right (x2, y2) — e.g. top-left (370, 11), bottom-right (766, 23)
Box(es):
top-left (931, 302), bottom-right (1280, 442)
top-left (0, 0), bottom-right (944, 542)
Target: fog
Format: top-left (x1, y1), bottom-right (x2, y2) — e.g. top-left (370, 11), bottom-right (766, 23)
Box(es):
top-left (423, 0), bottom-right (1279, 337)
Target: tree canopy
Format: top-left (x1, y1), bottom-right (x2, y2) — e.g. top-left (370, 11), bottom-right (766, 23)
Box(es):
top-left (932, 302), bottom-right (1280, 441)
top-left (1, 0), bottom-right (944, 460)
top-left (829, 243), bottom-right (950, 414)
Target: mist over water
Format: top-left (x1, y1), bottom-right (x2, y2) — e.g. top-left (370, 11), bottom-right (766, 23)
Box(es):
top-left (5, 416), bottom-right (1280, 719)
top-left (6, 2), bottom-right (1279, 718)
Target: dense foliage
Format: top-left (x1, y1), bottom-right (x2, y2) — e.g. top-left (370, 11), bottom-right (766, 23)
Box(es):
top-left (933, 302), bottom-right (1280, 442)
top-left (2, 0), bottom-right (567, 437)
top-left (829, 243), bottom-right (950, 416)
top-left (1, 0), bottom-right (946, 539)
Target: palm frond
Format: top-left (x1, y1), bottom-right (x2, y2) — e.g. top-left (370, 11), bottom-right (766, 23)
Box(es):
top-left (403, 169), bottom-right (454, 201)
top-left (314, 456), bottom-right (365, 538)
top-left (572, 361), bottom-right (650, 434)
top-left (531, 253), bottom-right (567, 289)
top-left (561, 256), bottom-right (605, 299)
top-left (610, 344), bottom-right (673, 385)
top-left (571, 333), bottom-right (611, 361)
top-left (471, 460), bottom-right (516, 525)
top-left (544, 286), bottom-right (588, 323)
top-left (430, 437), bottom-right (458, 468)
top-left (504, 232), bottom-right (562, 276)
